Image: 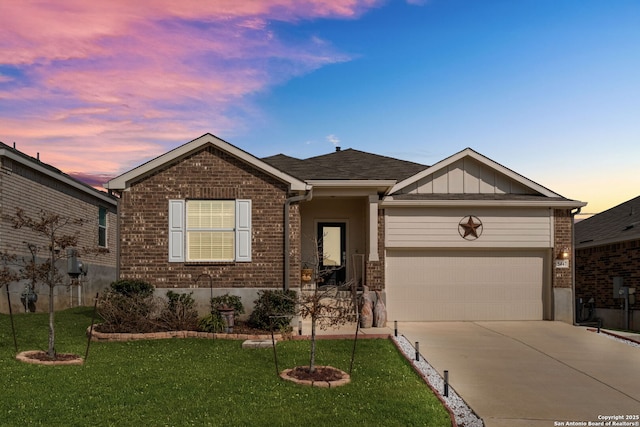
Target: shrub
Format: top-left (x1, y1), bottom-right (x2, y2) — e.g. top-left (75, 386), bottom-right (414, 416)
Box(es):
top-left (197, 314), bottom-right (225, 333)
top-left (248, 290), bottom-right (296, 331)
top-left (157, 291), bottom-right (199, 331)
top-left (210, 294), bottom-right (244, 318)
top-left (97, 280), bottom-right (159, 333)
top-left (109, 279), bottom-right (155, 298)
top-left (198, 294), bottom-right (244, 333)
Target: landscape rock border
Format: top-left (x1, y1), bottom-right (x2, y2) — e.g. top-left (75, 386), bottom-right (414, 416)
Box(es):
top-left (88, 327), bottom-right (283, 342)
top-left (279, 366), bottom-right (351, 388)
top-left (16, 350), bottom-right (84, 366)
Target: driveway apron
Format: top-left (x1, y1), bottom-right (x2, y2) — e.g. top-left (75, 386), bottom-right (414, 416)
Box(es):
top-left (398, 321), bottom-right (640, 427)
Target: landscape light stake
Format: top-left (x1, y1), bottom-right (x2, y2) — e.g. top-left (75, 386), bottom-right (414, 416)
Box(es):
top-left (394, 320), bottom-right (398, 337)
top-left (444, 370), bottom-right (449, 397)
top-left (415, 341), bottom-right (420, 361)
top-left (298, 320), bottom-right (302, 336)
top-left (597, 319), bottom-right (602, 333)
top-left (6, 284), bottom-right (18, 353)
top-left (269, 315), bottom-right (280, 377)
top-left (84, 292), bottom-right (99, 362)
top-left (349, 315), bottom-right (360, 375)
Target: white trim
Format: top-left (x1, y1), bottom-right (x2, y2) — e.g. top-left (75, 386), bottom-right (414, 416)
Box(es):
top-left (106, 133), bottom-right (307, 192)
top-left (381, 197), bottom-right (587, 209)
top-left (169, 198), bottom-right (252, 262)
top-left (368, 195), bottom-right (379, 262)
top-left (390, 148), bottom-right (563, 198)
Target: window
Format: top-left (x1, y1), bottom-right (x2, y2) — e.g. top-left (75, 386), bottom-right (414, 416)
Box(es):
top-left (98, 206), bottom-right (107, 247)
top-left (168, 199), bottom-right (251, 262)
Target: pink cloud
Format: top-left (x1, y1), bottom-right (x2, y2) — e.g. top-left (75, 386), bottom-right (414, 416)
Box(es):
top-left (0, 0), bottom-right (383, 179)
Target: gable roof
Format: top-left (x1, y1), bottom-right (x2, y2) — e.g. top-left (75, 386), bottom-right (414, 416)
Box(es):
top-left (106, 133), bottom-right (308, 192)
top-left (575, 195), bottom-right (640, 248)
top-left (0, 141), bottom-right (116, 206)
top-left (384, 147), bottom-right (585, 208)
top-left (262, 148), bottom-right (427, 181)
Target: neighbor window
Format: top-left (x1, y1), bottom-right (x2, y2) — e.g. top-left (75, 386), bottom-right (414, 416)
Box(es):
top-left (98, 206), bottom-right (107, 247)
top-left (168, 199), bottom-right (251, 263)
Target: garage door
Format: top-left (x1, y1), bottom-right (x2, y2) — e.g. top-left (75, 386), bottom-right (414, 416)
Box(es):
top-left (385, 250), bottom-right (546, 321)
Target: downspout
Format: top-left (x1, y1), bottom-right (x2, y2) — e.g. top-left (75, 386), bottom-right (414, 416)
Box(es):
top-left (108, 189), bottom-right (122, 280)
top-left (283, 189), bottom-right (312, 291)
top-left (571, 206), bottom-right (582, 325)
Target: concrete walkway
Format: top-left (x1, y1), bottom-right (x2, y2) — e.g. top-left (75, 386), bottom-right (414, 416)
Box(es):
top-left (398, 321), bottom-right (640, 427)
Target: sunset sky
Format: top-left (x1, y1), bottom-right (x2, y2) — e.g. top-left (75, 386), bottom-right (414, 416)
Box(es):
top-left (1, 0), bottom-right (639, 216)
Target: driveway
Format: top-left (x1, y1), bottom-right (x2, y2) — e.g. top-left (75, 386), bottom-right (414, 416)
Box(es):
top-left (398, 321), bottom-right (640, 427)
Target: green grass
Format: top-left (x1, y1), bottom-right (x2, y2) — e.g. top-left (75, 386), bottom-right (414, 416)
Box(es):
top-left (0, 307), bottom-right (450, 426)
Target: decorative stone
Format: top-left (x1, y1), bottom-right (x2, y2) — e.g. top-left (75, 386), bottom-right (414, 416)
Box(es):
top-left (242, 339), bottom-right (275, 349)
top-left (373, 290), bottom-right (387, 327)
top-left (360, 285), bottom-right (373, 328)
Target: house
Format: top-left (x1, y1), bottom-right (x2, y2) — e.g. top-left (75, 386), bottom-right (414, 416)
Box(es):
top-left (105, 133), bottom-right (585, 323)
top-left (575, 196), bottom-right (640, 331)
top-left (0, 142), bottom-right (118, 313)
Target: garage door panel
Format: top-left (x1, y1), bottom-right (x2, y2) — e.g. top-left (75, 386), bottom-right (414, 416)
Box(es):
top-left (386, 250), bottom-right (545, 321)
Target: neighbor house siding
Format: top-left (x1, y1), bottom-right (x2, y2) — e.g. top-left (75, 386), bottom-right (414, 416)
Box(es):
top-left (118, 146), bottom-right (293, 289)
top-left (0, 155), bottom-right (117, 313)
top-left (385, 207), bottom-right (553, 248)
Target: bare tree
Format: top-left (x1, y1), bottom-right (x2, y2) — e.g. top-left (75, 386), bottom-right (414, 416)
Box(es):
top-left (296, 232), bottom-right (357, 374)
top-left (0, 252), bottom-right (20, 294)
top-left (297, 281), bottom-right (355, 373)
top-left (8, 208), bottom-right (83, 359)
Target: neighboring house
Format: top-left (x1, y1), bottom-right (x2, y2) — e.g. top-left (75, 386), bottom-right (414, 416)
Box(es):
top-left (105, 133), bottom-right (585, 323)
top-left (0, 142), bottom-right (118, 313)
top-left (575, 196), bottom-right (640, 331)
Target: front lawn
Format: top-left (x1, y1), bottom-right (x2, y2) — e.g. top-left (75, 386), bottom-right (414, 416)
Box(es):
top-left (0, 307), bottom-right (450, 426)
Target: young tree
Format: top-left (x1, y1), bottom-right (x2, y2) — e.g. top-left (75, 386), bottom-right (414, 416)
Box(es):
top-left (8, 208), bottom-right (83, 359)
top-left (295, 232), bottom-right (357, 374)
top-left (296, 280), bottom-right (355, 373)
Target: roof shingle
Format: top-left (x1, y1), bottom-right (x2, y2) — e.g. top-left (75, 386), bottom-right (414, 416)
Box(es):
top-left (262, 148), bottom-right (427, 181)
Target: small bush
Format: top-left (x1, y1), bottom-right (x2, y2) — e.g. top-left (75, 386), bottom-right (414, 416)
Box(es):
top-left (248, 290), bottom-right (296, 331)
top-left (157, 291), bottom-right (199, 331)
top-left (198, 314), bottom-right (225, 333)
top-left (98, 280), bottom-right (199, 333)
top-left (109, 279), bottom-right (155, 298)
top-left (197, 293), bottom-right (244, 333)
top-left (210, 294), bottom-right (244, 318)
top-left (97, 285), bottom-right (159, 333)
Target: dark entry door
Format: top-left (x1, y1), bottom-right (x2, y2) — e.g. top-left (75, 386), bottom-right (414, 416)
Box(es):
top-left (317, 222), bottom-right (346, 286)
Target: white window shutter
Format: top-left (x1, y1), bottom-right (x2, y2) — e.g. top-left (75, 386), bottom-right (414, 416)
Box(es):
top-left (168, 200), bottom-right (185, 262)
top-left (235, 199), bottom-right (251, 262)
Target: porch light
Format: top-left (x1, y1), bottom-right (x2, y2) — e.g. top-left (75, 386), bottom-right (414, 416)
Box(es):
top-left (557, 247), bottom-right (570, 260)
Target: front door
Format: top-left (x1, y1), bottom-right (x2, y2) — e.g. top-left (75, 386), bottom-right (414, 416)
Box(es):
top-left (317, 222), bottom-right (346, 286)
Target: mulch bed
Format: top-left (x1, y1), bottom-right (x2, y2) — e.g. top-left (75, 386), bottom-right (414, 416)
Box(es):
top-left (287, 366), bottom-right (347, 382)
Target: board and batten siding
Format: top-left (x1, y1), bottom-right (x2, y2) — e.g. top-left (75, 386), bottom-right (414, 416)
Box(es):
top-left (385, 207), bottom-right (553, 248)
top-left (398, 156), bottom-right (533, 195)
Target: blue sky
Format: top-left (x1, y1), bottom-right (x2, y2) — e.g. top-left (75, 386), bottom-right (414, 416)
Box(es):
top-left (1, 0), bottom-right (639, 215)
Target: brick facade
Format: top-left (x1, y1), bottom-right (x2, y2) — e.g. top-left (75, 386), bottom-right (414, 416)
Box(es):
top-left (0, 152), bottom-right (117, 313)
top-left (553, 209), bottom-right (574, 289)
top-left (366, 208), bottom-right (385, 290)
top-left (118, 146), bottom-right (296, 289)
top-left (576, 240), bottom-right (640, 311)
